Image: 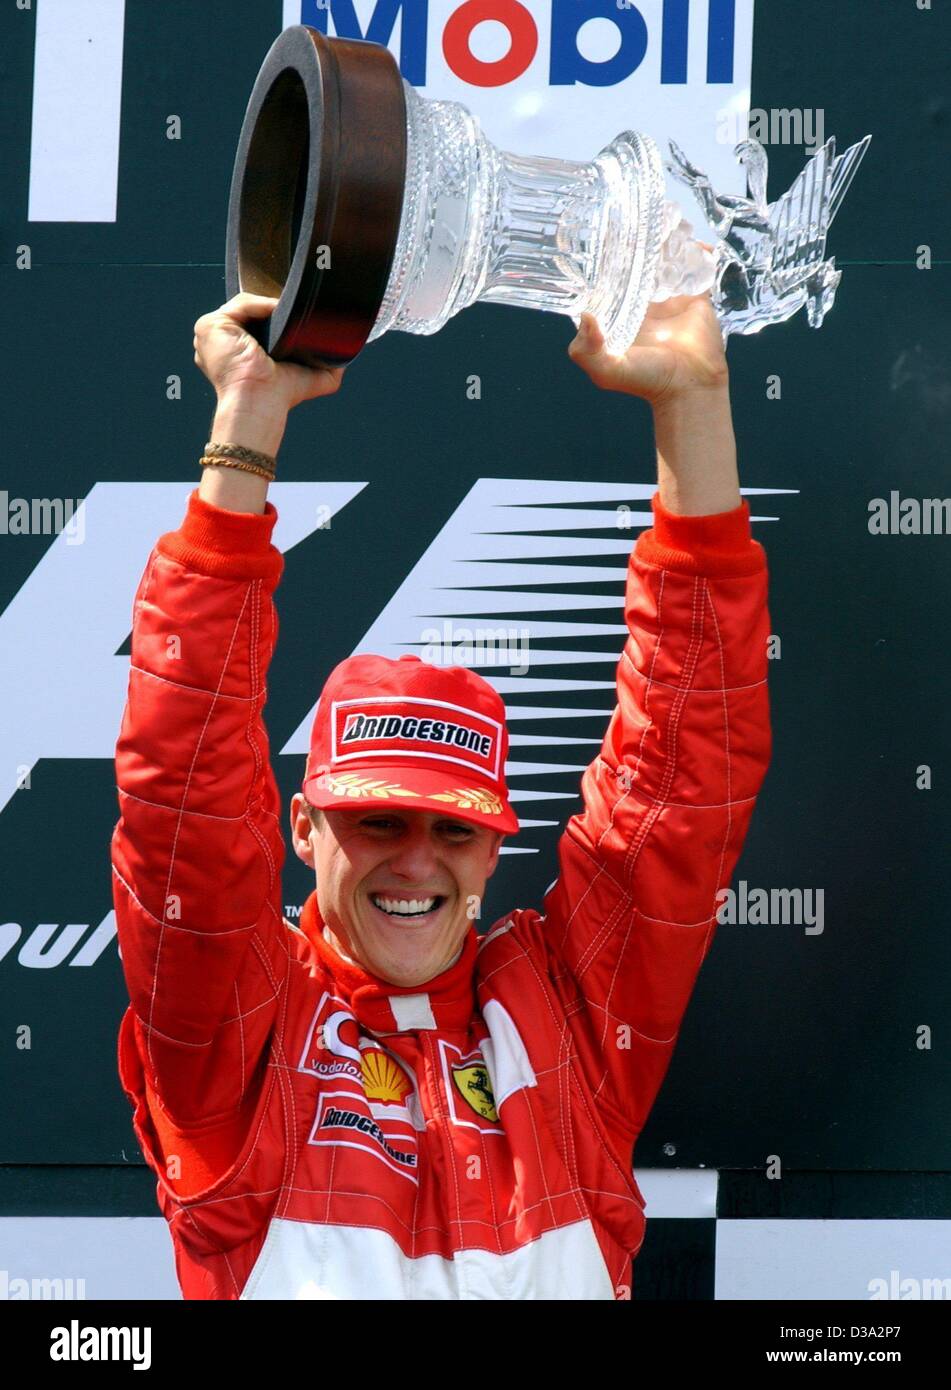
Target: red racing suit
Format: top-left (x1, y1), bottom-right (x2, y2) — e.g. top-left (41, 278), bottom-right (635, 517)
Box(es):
top-left (111, 487), bottom-right (771, 1300)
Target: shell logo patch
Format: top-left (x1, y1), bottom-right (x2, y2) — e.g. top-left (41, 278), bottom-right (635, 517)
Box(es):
top-left (452, 1062), bottom-right (498, 1122)
top-left (361, 1048), bottom-right (412, 1104)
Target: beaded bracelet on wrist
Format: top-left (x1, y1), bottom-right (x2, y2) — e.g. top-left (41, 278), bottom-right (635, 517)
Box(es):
top-left (199, 454), bottom-right (276, 482)
top-left (204, 440), bottom-right (277, 470)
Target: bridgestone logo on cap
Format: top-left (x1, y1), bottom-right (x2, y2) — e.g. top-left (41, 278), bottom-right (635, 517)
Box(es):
top-left (342, 712), bottom-right (491, 757)
top-left (331, 697), bottom-right (501, 778)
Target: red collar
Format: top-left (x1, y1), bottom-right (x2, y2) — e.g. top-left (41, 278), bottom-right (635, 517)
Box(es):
top-left (299, 892), bottom-right (478, 1035)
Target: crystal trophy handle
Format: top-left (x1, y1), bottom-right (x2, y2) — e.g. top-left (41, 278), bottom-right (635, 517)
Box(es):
top-left (369, 79), bottom-right (872, 355)
top-left (367, 83), bottom-right (671, 357)
top-left (226, 28), bottom-right (871, 366)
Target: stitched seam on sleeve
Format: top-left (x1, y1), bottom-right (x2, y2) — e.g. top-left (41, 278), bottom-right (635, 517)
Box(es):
top-left (145, 585), bottom-right (253, 1074)
top-left (622, 575), bottom-right (706, 883)
top-left (702, 584), bottom-right (733, 958)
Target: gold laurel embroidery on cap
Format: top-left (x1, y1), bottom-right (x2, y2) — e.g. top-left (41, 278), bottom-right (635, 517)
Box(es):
top-left (429, 787), bottom-right (504, 814)
top-left (325, 773), bottom-right (422, 800)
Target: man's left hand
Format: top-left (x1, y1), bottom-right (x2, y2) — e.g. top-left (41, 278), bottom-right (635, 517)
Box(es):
top-left (567, 287), bottom-right (728, 408)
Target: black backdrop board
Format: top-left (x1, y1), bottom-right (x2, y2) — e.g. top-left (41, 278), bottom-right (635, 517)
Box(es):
top-left (2, 0), bottom-right (949, 1202)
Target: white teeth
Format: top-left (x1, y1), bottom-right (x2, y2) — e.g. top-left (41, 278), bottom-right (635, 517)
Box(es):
top-left (371, 895), bottom-right (438, 917)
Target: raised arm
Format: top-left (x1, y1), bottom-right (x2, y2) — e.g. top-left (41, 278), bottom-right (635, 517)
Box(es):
top-left (112, 295), bottom-right (344, 1193)
top-left (538, 295), bottom-right (771, 1149)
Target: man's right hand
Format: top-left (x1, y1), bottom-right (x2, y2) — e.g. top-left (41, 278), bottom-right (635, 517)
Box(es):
top-left (194, 293), bottom-right (346, 514)
top-left (194, 292), bottom-right (346, 414)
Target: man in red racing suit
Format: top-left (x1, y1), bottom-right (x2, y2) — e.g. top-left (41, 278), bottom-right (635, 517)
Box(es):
top-left (111, 296), bottom-right (771, 1299)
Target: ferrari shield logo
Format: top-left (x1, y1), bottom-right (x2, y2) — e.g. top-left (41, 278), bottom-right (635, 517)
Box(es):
top-left (452, 1062), bottom-right (498, 1122)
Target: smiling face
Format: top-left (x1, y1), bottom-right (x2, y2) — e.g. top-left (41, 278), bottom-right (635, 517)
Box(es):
top-left (290, 794), bottom-right (503, 987)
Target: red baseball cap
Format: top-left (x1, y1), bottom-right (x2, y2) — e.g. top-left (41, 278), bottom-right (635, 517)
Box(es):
top-left (302, 653), bottom-right (520, 835)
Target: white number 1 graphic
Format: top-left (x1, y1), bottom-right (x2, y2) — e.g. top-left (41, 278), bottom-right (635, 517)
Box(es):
top-left (28, 0), bottom-right (126, 222)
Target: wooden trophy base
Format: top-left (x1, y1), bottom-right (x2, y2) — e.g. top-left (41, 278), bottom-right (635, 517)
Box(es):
top-left (225, 26), bottom-right (407, 368)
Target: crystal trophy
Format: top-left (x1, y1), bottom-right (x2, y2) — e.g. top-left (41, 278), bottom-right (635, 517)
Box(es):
top-left (226, 26), bottom-right (871, 367)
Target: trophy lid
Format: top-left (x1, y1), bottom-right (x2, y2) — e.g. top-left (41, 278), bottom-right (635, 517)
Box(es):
top-left (225, 25), bottom-right (407, 368)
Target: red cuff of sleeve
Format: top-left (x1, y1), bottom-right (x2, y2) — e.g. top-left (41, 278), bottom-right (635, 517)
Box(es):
top-left (634, 491), bottom-right (766, 578)
top-left (156, 488), bottom-right (284, 585)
